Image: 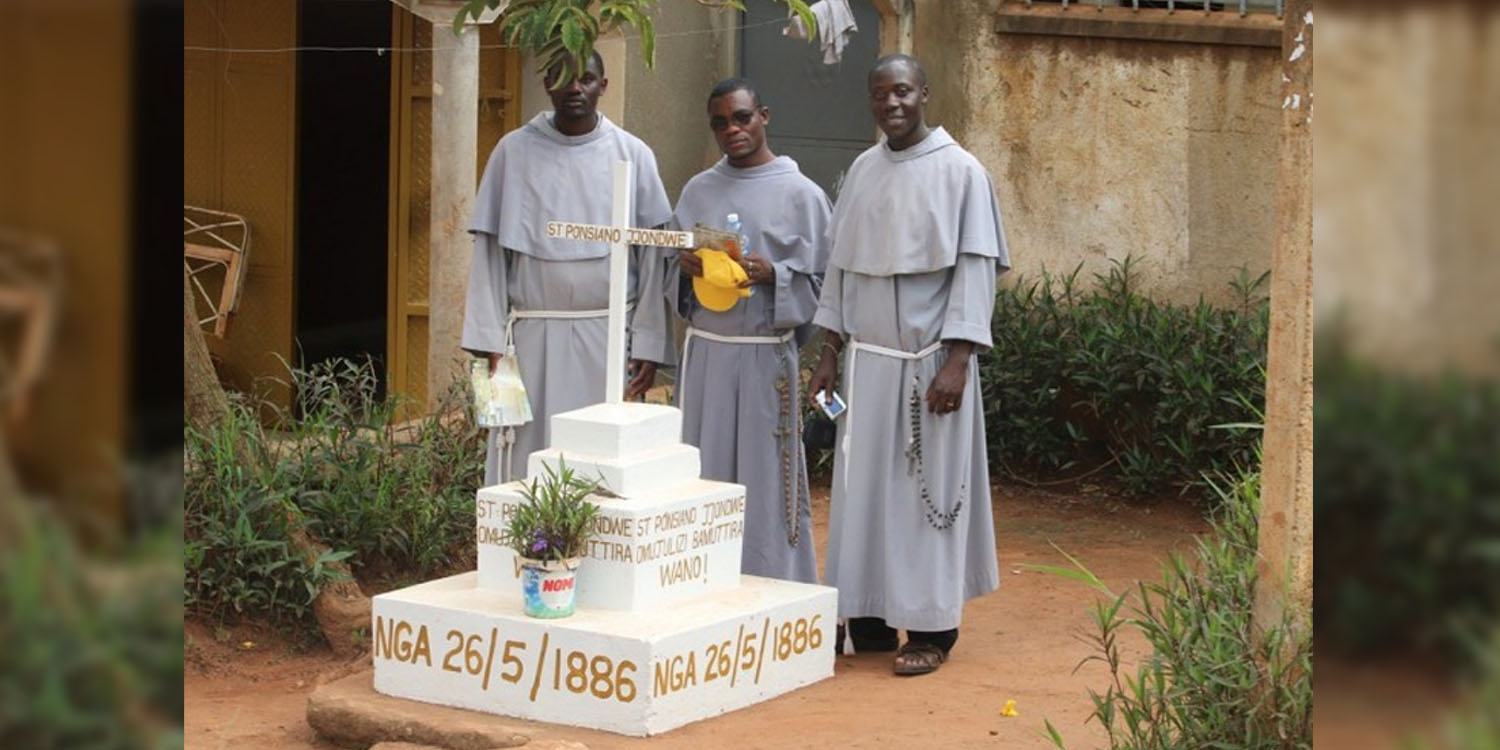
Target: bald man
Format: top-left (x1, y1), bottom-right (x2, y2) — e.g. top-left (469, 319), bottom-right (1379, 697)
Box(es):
top-left (808, 54), bottom-right (1011, 676)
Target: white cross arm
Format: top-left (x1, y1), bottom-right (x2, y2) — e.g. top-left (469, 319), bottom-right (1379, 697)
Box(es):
top-left (545, 221), bottom-right (695, 250)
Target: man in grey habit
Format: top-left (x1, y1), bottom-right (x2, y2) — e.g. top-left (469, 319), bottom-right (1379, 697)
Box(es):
top-left (668, 78), bottom-right (831, 584)
top-left (463, 52), bottom-right (676, 485)
top-left (807, 54), bottom-right (1009, 676)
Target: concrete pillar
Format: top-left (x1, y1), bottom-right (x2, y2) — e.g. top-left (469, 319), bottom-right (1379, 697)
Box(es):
top-left (427, 26), bottom-right (480, 409)
top-left (898, 0), bottom-right (915, 56)
top-left (1254, 0), bottom-right (1313, 636)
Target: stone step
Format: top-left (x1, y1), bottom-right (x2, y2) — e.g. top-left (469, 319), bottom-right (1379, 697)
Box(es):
top-left (476, 478), bottom-right (747, 612)
top-left (548, 402), bottom-right (682, 460)
top-left (526, 444), bottom-right (701, 499)
top-left (372, 572), bottom-right (837, 737)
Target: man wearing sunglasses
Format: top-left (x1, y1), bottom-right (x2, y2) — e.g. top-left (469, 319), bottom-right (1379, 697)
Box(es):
top-left (667, 78), bottom-right (831, 585)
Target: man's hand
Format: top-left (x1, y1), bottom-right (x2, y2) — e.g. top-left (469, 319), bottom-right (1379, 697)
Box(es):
top-left (738, 253), bottom-right (775, 288)
top-left (626, 359), bottom-right (657, 401)
top-left (488, 352), bottom-right (502, 376)
top-left (678, 249), bottom-right (704, 278)
top-left (806, 332), bottom-right (842, 409)
top-left (925, 341), bottom-right (974, 415)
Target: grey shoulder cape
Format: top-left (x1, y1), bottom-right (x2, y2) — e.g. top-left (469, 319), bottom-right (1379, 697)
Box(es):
top-left (468, 111), bottom-right (672, 261)
top-left (827, 127), bottom-right (1011, 276)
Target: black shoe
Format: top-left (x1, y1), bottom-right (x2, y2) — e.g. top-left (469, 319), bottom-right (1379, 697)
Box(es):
top-left (834, 624), bottom-right (898, 653)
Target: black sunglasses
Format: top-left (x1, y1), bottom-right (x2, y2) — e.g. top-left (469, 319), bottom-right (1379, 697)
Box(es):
top-left (709, 109), bottom-right (761, 132)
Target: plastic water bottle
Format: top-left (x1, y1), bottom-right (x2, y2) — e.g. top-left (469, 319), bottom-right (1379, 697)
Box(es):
top-left (726, 213), bottom-right (755, 297)
top-left (725, 213), bottom-right (745, 254)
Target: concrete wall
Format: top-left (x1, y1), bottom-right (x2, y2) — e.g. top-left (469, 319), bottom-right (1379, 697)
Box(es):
top-left (914, 1), bottom-right (1282, 305)
top-left (623, 6), bottom-right (733, 202)
top-left (1315, 4), bottom-right (1500, 376)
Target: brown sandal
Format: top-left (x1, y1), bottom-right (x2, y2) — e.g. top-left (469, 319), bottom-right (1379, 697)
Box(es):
top-left (892, 641), bottom-right (947, 676)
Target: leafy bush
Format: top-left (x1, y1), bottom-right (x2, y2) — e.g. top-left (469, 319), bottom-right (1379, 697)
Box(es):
top-left (1314, 343), bottom-right (1500, 660)
top-left (1039, 463), bottom-right (1313, 750)
top-left (1435, 627), bottom-right (1500, 747)
top-left (185, 394), bottom-right (348, 627)
top-left (185, 357), bottom-right (486, 630)
top-left (1, 503), bottom-right (184, 749)
top-left (982, 258), bottom-right (1268, 499)
top-left (276, 358), bottom-right (484, 579)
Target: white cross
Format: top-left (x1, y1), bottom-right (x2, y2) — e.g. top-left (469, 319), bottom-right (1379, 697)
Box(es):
top-left (545, 160), bottom-right (694, 403)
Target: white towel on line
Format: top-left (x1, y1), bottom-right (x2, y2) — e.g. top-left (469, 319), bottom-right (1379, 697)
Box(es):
top-left (783, 0), bottom-right (859, 66)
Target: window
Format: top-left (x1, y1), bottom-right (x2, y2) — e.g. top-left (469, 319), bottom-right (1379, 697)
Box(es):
top-left (999, 0), bottom-right (1285, 47)
top-left (1023, 0), bottom-right (1283, 16)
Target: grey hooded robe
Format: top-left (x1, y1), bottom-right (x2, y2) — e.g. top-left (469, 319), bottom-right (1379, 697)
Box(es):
top-left (666, 156), bottom-right (831, 584)
top-left (814, 128), bottom-right (1010, 631)
top-left (463, 112), bottom-right (674, 485)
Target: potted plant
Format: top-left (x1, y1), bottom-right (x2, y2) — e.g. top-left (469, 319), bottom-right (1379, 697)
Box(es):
top-left (499, 458), bottom-right (602, 618)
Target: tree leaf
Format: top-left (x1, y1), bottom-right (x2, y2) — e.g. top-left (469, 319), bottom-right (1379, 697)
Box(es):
top-left (638, 12), bottom-right (655, 69)
top-left (451, 3), bottom-right (471, 37)
top-left (560, 16), bottom-right (584, 59)
top-left (787, 0), bottom-right (817, 40)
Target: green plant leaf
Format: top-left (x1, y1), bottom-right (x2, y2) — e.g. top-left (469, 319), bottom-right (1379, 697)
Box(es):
top-left (638, 11), bottom-right (655, 70)
top-left (560, 16), bottom-right (584, 59)
top-left (786, 0), bottom-right (817, 39)
top-left (1042, 719), bottom-right (1066, 748)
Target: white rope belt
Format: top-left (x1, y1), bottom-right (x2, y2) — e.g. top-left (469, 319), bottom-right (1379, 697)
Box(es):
top-left (680, 326), bottom-right (795, 382)
top-left (504, 306), bottom-right (620, 351)
top-left (496, 305), bottom-right (626, 482)
top-left (833, 340), bottom-right (943, 656)
top-left (841, 339), bottom-right (944, 489)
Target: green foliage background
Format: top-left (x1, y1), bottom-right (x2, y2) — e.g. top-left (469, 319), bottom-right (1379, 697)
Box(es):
top-left (1, 462), bottom-right (184, 749)
top-left (454, 0), bottom-right (818, 84)
top-left (1040, 464), bottom-right (1313, 750)
top-left (982, 259), bottom-right (1268, 499)
top-left (801, 260), bottom-right (1270, 503)
top-left (1314, 340), bottom-right (1500, 662)
top-left (184, 358), bottom-right (485, 631)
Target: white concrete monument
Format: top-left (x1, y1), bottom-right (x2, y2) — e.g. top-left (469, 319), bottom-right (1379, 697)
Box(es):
top-left (371, 161), bottom-right (838, 736)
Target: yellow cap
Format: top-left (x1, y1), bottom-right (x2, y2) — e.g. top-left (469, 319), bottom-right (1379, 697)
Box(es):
top-left (691, 248), bottom-right (752, 312)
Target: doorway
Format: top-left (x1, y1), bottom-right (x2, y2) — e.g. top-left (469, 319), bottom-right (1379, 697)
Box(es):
top-left (740, 0), bottom-right (884, 199)
top-left (295, 0), bottom-right (392, 393)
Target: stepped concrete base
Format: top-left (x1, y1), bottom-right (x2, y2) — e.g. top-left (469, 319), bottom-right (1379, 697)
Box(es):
top-left (476, 478), bottom-right (747, 611)
top-left (372, 572), bottom-right (837, 736)
top-left (549, 403), bottom-right (682, 458)
top-left (527, 444), bottom-right (701, 498)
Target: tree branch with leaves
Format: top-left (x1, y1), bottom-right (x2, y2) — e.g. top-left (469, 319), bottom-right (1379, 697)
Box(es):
top-left (454, 0), bottom-right (817, 86)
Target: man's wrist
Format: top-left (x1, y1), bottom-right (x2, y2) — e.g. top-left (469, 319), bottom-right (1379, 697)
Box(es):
top-left (943, 341), bottom-right (974, 368)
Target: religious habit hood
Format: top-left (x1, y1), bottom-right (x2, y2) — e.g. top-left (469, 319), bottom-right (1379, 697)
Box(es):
top-left (468, 111), bottom-right (672, 261)
top-left (826, 127), bottom-right (1010, 277)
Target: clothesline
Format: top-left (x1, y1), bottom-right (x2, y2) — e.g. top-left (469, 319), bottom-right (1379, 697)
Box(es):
top-left (183, 16), bottom-right (789, 55)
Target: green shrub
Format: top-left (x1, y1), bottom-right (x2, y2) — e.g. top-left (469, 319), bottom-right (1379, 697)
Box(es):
top-left (277, 358), bottom-right (484, 579)
top-left (1437, 627), bottom-right (1500, 747)
top-left (185, 357), bottom-right (485, 630)
top-left (982, 258), bottom-right (1268, 499)
top-left (1, 507), bottom-right (184, 749)
top-left (1314, 344), bottom-right (1500, 660)
top-left (184, 395), bottom-right (347, 627)
top-left (1039, 463), bottom-right (1313, 750)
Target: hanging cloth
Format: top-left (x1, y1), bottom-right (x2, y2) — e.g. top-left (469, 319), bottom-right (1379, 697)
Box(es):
top-left (783, 0), bottom-right (859, 66)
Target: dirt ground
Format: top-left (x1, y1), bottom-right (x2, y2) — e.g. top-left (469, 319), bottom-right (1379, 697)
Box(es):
top-left (186, 483), bottom-right (1214, 750)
